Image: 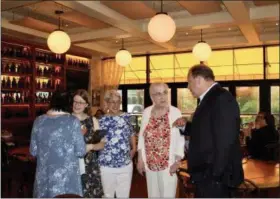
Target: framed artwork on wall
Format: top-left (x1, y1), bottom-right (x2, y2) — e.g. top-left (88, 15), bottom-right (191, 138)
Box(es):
top-left (92, 89), bottom-right (101, 106)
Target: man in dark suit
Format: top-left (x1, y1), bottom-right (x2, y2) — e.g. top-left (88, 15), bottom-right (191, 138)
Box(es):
top-left (173, 64), bottom-right (244, 197)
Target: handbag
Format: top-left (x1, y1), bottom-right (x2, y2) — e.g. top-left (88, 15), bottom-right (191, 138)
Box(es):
top-left (90, 117), bottom-right (107, 144)
top-left (91, 129), bottom-right (107, 144)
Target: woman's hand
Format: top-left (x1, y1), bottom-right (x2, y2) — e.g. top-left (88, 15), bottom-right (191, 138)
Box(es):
top-left (137, 159), bottom-right (145, 176)
top-left (81, 125), bottom-right (87, 135)
top-left (130, 149), bottom-right (136, 159)
top-left (169, 161), bottom-right (180, 176)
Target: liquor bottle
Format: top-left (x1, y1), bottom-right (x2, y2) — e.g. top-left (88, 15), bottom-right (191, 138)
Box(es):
top-left (10, 62), bottom-right (16, 73)
top-left (47, 79), bottom-right (51, 89)
top-left (7, 77), bottom-right (11, 88)
top-left (12, 77), bottom-right (17, 88)
top-left (2, 77), bottom-right (6, 88)
top-left (1, 94), bottom-right (5, 104)
top-left (43, 66), bottom-right (47, 76)
top-left (36, 80), bottom-right (41, 89)
top-left (1, 61), bottom-right (4, 72)
top-left (26, 78), bottom-right (30, 89)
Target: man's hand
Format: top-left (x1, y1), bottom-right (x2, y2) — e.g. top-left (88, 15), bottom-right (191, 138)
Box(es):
top-left (172, 117), bottom-right (187, 128)
top-left (137, 159), bottom-right (145, 176)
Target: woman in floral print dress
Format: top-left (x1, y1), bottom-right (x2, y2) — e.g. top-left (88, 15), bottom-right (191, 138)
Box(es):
top-left (72, 89), bottom-right (105, 198)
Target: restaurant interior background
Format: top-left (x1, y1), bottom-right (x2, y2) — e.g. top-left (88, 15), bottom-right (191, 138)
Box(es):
top-left (1, 0), bottom-right (280, 197)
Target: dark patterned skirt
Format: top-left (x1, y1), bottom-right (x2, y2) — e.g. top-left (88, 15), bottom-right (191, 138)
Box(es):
top-left (81, 152), bottom-right (104, 198)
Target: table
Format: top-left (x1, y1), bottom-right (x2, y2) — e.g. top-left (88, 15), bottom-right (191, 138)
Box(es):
top-left (8, 146), bottom-right (35, 162)
top-left (243, 159), bottom-right (279, 188)
top-left (179, 159), bottom-right (279, 188)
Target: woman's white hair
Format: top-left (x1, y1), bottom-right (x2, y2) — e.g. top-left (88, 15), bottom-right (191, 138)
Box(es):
top-left (149, 83), bottom-right (169, 96)
top-left (104, 90), bottom-right (122, 102)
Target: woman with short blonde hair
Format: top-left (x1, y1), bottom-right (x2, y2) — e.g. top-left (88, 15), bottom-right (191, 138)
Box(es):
top-left (98, 89), bottom-right (136, 198)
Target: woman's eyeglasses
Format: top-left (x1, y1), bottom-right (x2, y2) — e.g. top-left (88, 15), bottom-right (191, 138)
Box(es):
top-left (73, 100), bottom-right (87, 106)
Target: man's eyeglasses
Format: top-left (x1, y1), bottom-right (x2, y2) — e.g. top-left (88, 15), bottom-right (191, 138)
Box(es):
top-left (73, 100), bottom-right (87, 106)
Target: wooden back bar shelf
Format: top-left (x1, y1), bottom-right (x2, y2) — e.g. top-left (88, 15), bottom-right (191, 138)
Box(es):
top-left (1, 40), bottom-right (91, 126)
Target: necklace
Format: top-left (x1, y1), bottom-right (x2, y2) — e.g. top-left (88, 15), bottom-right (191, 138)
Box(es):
top-left (46, 110), bottom-right (69, 116)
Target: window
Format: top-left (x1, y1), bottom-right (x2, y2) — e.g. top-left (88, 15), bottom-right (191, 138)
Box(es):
top-left (266, 46), bottom-right (279, 79)
top-left (233, 48), bottom-right (263, 80)
top-left (236, 87), bottom-right (260, 124)
top-left (120, 57), bottom-right (146, 84)
top-left (207, 50), bottom-right (234, 80)
top-left (150, 54), bottom-right (174, 83)
top-left (127, 89), bottom-right (144, 114)
top-left (271, 86), bottom-right (280, 127)
top-left (117, 90), bottom-right (122, 110)
top-left (177, 88), bottom-right (197, 117)
top-left (174, 53), bottom-right (198, 82)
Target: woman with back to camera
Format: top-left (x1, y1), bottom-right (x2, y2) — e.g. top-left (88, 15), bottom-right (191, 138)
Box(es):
top-left (137, 83), bottom-right (185, 198)
top-left (72, 89), bottom-right (105, 198)
top-left (98, 90), bottom-right (137, 198)
top-left (30, 91), bottom-right (96, 198)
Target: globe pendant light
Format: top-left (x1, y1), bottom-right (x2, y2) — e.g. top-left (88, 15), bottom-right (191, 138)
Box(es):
top-left (192, 29), bottom-right (212, 62)
top-left (47, 10), bottom-right (71, 54)
top-left (115, 39), bottom-right (132, 67)
top-left (148, 0), bottom-right (176, 43)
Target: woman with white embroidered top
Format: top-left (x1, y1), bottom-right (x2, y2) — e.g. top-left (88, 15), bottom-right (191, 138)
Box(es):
top-left (98, 90), bottom-right (137, 198)
top-left (137, 83), bottom-right (185, 198)
top-left (72, 89), bottom-right (105, 198)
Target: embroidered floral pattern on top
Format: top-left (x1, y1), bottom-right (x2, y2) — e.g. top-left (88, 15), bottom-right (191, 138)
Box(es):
top-left (144, 111), bottom-right (171, 171)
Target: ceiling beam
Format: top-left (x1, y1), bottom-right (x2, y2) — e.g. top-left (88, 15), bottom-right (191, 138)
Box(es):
top-left (65, 5), bottom-right (278, 44)
top-left (70, 28), bottom-right (126, 44)
top-left (1, 0), bottom-right (40, 12)
top-left (1, 18), bottom-right (49, 38)
top-left (222, 1), bottom-right (260, 44)
top-left (54, 1), bottom-right (176, 50)
top-left (1, 18), bottom-right (112, 56)
top-left (70, 11), bottom-right (234, 44)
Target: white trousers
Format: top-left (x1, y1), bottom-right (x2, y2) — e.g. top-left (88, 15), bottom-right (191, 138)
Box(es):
top-left (146, 168), bottom-right (178, 198)
top-left (100, 163), bottom-right (133, 198)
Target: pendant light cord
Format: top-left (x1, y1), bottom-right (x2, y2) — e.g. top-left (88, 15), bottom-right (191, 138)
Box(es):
top-left (58, 15), bottom-right (61, 30)
top-left (122, 38), bottom-right (124, 49)
top-left (161, 0), bottom-right (163, 12)
top-left (200, 29), bottom-right (203, 42)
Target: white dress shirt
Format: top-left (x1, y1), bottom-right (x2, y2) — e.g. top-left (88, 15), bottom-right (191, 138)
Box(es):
top-left (198, 82), bottom-right (218, 105)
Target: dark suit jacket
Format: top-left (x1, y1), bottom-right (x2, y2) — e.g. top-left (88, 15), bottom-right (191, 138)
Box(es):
top-left (182, 84), bottom-right (244, 187)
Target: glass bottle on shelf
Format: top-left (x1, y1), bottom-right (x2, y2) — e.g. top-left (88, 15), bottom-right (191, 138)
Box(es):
top-left (12, 77), bottom-right (17, 88)
top-left (7, 77), bottom-right (11, 88)
top-left (2, 77), bottom-right (6, 88)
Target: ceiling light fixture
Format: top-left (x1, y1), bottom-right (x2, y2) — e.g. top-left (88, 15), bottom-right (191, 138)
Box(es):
top-left (115, 38), bottom-right (132, 67)
top-left (276, 23), bottom-right (279, 26)
top-left (47, 10), bottom-right (71, 54)
top-left (148, 0), bottom-right (176, 43)
top-left (192, 29), bottom-right (212, 62)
